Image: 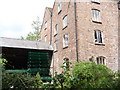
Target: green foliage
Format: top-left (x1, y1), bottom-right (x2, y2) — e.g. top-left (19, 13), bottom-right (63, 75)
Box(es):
top-left (35, 72), bottom-right (43, 88)
top-left (1, 58), bottom-right (43, 89)
top-left (0, 58), bottom-right (8, 65)
top-left (72, 62), bottom-right (114, 88)
top-left (0, 58), bottom-right (8, 71)
top-left (1, 58), bottom-right (120, 89)
top-left (2, 72), bottom-right (43, 89)
top-left (51, 60), bottom-right (72, 88)
top-left (51, 61), bottom-right (116, 89)
top-left (21, 16), bottom-right (41, 41)
top-left (112, 71), bottom-right (120, 89)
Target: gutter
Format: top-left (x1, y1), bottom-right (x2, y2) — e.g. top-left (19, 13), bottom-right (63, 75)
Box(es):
top-left (74, 0), bottom-right (79, 62)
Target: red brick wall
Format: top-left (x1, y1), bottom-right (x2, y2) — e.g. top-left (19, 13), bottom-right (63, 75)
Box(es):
top-left (41, 1), bottom-right (119, 75)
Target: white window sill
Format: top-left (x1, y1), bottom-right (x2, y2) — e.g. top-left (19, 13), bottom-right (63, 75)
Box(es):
top-left (54, 33), bottom-right (58, 36)
top-left (54, 50), bottom-right (58, 53)
top-left (91, 1), bottom-right (100, 4)
top-left (95, 42), bottom-right (105, 46)
top-left (92, 20), bottom-right (102, 24)
top-left (63, 46), bottom-right (68, 49)
top-left (62, 26), bottom-right (67, 30)
top-left (58, 10), bottom-right (62, 14)
top-left (44, 28), bottom-right (47, 30)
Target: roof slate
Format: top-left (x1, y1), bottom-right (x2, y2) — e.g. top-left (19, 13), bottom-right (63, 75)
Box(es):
top-left (0, 37), bottom-right (53, 50)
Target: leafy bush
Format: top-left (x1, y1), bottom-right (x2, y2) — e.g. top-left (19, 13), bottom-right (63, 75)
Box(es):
top-left (1, 58), bottom-right (43, 89)
top-left (72, 62), bottom-right (114, 88)
top-left (2, 72), bottom-right (43, 89)
top-left (112, 71), bottom-right (120, 89)
top-left (48, 61), bottom-right (116, 89)
top-left (1, 58), bottom-right (119, 89)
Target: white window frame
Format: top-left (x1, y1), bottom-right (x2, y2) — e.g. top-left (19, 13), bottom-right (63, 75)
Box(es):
top-left (44, 35), bottom-right (47, 42)
top-left (96, 56), bottom-right (106, 65)
top-left (92, 9), bottom-right (101, 22)
top-left (58, 2), bottom-right (62, 13)
top-left (91, 0), bottom-right (100, 3)
top-left (118, 2), bottom-right (120, 9)
top-left (44, 21), bottom-right (47, 30)
top-left (63, 58), bottom-right (69, 70)
top-left (54, 40), bottom-right (58, 51)
top-left (94, 30), bottom-right (103, 44)
top-left (54, 24), bottom-right (58, 36)
top-left (63, 34), bottom-right (69, 48)
top-left (63, 15), bottom-right (68, 28)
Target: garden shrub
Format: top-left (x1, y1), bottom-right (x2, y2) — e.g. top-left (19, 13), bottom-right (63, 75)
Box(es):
top-left (72, 62), bottom-right (114, 88)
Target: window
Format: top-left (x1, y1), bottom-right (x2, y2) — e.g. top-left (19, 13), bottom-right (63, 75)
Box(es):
top-left (54, 24), bottom-right (58, 36)
top-left (58, 2), bottom-right (62, 13)
top-left (44, 35), bottom-right (47, 42)
top-left (92, 9), bottom-right (101, 23)
top-left (54, 40), bottom-right (58, 52)
top-left (118, 2), bottom-right (120, 10)
top-left (63, 58), bottom-right (69, 71)
top-left (63, 34), bottom-right (69, 48)
top-left (63, 15), bottom-right (68, 28)
top-left (96, 56), bottom-right (106, 65)
top-left (44, 21), bottom-right (47, 30)
top-left (94, 30), bottom-right (103, 43)
top-left (91, 0), bottom-right (100, 3)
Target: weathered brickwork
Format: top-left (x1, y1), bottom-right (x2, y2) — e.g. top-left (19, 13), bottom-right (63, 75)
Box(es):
top-left (41, 0), bottom-right (119, 75)
top-left (41, 7), bottom-right (52, 44)
top-left (76, 2), bottom-right (118, 71)
top-left (51, 2), bottom-right (77, 73)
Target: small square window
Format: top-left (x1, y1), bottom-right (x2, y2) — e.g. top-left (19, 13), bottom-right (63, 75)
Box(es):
top-left (63, 15), bottom-right (68, 29)
top-left (63, 34), bottom-right (69, 48)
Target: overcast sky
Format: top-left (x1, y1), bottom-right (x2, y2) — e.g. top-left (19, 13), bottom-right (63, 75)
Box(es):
top-left (0, 0), bottom-right (55, 39)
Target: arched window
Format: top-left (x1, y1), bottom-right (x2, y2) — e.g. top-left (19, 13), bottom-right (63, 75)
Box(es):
top-left (63, 58), bottom-right (69, 70)
top-left (96, 56), bottom-right (106, 65)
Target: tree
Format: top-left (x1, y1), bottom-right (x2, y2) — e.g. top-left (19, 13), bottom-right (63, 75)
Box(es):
top-left (21, 16), bottom-right (41, 41)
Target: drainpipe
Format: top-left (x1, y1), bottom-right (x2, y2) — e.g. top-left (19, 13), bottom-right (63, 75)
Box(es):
top-left (50, 11), bottom-right (52, 45)
top-left (50, 11), bottom-right (54, 76)
top-left (74, 0), bottom-right (79, 62)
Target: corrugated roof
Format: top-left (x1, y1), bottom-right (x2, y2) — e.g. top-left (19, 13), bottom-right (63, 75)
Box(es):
top-left (0, 37), bottom-right (53, 50)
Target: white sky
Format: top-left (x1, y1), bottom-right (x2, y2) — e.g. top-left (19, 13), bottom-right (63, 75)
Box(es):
top-left (0, 0), bottom-right (55, 39)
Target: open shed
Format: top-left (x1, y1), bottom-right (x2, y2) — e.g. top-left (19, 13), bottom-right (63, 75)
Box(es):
top-left (0, 37), bottom-right (53, 80)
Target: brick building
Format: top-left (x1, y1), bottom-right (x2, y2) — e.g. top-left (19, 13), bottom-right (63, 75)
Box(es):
top-left (41, 7), bottom-right (52, 44)
top-left (41, 0), bottom-right (120, 75)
